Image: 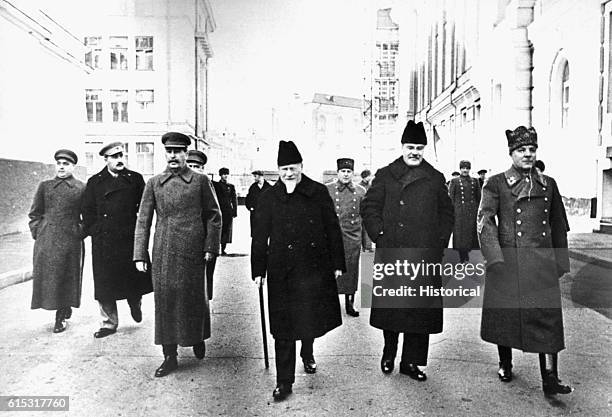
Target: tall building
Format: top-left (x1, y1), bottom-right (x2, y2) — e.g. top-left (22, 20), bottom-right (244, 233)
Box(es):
top-left (65, 0), bottom-right (215, 178)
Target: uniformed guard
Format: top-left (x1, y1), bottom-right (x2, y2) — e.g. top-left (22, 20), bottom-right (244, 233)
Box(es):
top-left (478, 125), bottom-right (572, 396)
top-left (245, 170), bottom-right (272, 237)
top-left (212, 167), bottom-right (238, 255)
top-left (448, 160), bottom-right (481, 263)
top-left (82, 142), bottom-right (153, 338)
top-left (134, 132), bottom-right (222, 377)
top-left (326, 158), bottom-right (366, 317)
top-left (29, 150), bottom-right (85, 333)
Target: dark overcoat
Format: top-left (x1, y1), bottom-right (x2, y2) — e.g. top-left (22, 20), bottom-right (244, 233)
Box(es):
top-left (326, 180), bottom-right (366, 294)
top-left (82, 168), bottom-right (152, 301)
top-left (29, 176), bottom-right (85, 310)
top-left (213, 180), bottom-right (237, 244)
top-left (449, 175), bottom-right (481, 250)
top-left (251, 175), bottom-right (345, 340)
top-left (477, 166), bottom-right (569, 353)
top-left (245, 180), bottom-right (272, 236)
top-left (134, 166), bottom-right (222, 346)
top-left (361, 158), bottom-right (454, 333)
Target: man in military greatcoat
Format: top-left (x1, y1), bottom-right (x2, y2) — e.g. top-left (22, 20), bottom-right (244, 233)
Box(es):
top-left (326, 158), bottom-right (366, 317)
top-left (213, 168), bottom-right (238, 255)
top-left (245, 170), bottom-right (271, 237)
top-left (29, 149), bottom-right (85, 333)
top-left (82, 142), bottom-right (153, 338)
top-left (448, 160), bottom-right (481, 263)
top-left (361, 120), bottom-right (454, 382)
top-left (134, 132), bottom-right (222, 377)
top-left (478, 125), bottom-right (572, 396)
top-left (251, 140), bottom-right (345, 401)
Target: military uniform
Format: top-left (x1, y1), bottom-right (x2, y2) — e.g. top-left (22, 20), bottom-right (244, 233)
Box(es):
top-left (449, 174), bottom-right (481, 261)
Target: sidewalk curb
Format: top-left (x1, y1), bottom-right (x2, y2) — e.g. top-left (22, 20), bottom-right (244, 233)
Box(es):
top-left (568, 249), bottom-right (612, 269)
top-left (0, 268), bottom-right (32, 291)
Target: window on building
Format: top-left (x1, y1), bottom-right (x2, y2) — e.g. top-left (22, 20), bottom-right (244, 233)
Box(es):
top-left (110, 90), bottom-right (128, 122)
top-left (135, 89), bottom-right (154, 120)
top-left (317, 115), bottom-right (327, 134)
top-left (84, 37), bottom-right (102, 69)
top-left (336, 116), bottom-right (344, 134)
top-left (86, 89), bottom-right (103, 122)
top-left (135, 142), bottom-right (154, 175)
top-left (109, 36), bottom-right (128, 70)
top-left (135, 36), bottom-right (153, 70)
top-left (561, 62), bottom-right (569, 128)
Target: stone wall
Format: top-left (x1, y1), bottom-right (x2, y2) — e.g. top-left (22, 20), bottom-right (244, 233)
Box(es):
top-left (0, 159), bottom-right (87, 236)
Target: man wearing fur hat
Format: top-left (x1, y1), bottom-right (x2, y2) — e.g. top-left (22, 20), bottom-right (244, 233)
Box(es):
top-left (448, 160), bottom-right (481, 263)
top-left (361, 120), bottom-right (454, 382)
top-left (326, 158), bottom-right (366, 317)
top-left (251, 140), bottom-right (345, 401)
top-left (477, 126), bottom-right (572, 396)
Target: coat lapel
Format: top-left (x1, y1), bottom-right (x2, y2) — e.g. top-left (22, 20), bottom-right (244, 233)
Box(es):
top-left (504, 166), bottom-right (546, 200)
top-left (160, 166), bottom-right (193, 186)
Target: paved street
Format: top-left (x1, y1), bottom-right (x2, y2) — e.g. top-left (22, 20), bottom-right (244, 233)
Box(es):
top-left (0, 212), bottom-right (611, 416)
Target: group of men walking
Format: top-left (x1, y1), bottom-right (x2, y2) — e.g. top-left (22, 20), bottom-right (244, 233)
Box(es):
top-left (28, 119), bottom-right (573, 401)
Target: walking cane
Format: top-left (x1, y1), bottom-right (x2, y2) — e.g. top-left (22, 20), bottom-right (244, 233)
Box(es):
top-left (258, 281), bottom-right (269, 368)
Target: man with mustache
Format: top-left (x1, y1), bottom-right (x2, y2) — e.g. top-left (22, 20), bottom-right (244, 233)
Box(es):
top-left (134, 132), bottom-right (221, 377)
top-left (478, 126), bottom-right (572, 396)
top-left (82, 142), bottom-right (153, 338)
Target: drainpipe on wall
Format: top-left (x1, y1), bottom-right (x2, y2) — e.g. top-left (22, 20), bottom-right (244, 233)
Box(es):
top-left (512, 0), bottom-right (536, 126)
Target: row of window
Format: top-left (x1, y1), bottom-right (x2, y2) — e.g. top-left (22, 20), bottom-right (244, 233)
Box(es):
top-left (86, 89), bottom-right (155, 122)
top-left (85, 36), bottom-right (154, 71)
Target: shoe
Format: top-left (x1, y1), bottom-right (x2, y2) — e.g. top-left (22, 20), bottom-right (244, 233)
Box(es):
top-left (221, 251), bottom-right (228, 256)
top-left (303, 357), bottom-right (317, 374)
top-left (542, 371), bottom-right (572, 395)
top-left (193, 342), bottom-right (206, 359)
top-left (399, 363), bottom-right (427, 381)
top-left (272, 383), bottom-right (292, 401)
top-left (345, 295), bottom-right (360, 317)
top-left (381, 358), bottom-right (394, 374)
top-left (64, 307), bottom-right (72, 320)
top-left (93, 328), bottom-right (116, 338)
top-left (155, 355), bottom-right (178, 377)
top-left (497, 362), bottom-right (513, 382)
top-left (53, 318), bottom-right (66, 333)
top-left (130, 304), bottom-right (142, 323)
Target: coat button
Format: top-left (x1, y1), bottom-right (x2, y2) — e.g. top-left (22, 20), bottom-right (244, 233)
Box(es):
top-left (542, 232), bottom-right (546, 236)
top-left (103, 214), bottom-right (108, 217)
top-left (336, 206), bottom-right (340, 209)
top-left (517, 231), bottom-right (522, 237)
top-left (517, 208), bottom-right (522, 213)
top-left (544, 209), bottom-right (548, 213)
top-left (542, 220), bottom-right (547, 225)
top-left (310, 242), bottom-right (316, 248)
top-left (399, 200), bottom-right (404, 205)
top-left (525, 178), bottom-right (530, 182)
top-left (543, 187), bottom-right (547, 191)
top-left (288, 244), bottom-right (293, 250)
top-left (544, 197), bottom-right (548, 201)
top-left (516, 220), bottom-right (522, 225)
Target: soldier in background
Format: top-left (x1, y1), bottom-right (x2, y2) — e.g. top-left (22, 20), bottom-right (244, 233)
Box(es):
top-left (477, 169), bottom-right (488, 189)
top-left (448, 160), bottom-right (481, 263)
top-left (478, 126), bottom-right (572, 396)
top-left (213, 167), bottom-right (238, 255)
top-left (326, 158), bottom-right (366, 317)
top-left (29, 150), bottom-right (85, 333)
top-left (245, 170), bottom-right (271, 237)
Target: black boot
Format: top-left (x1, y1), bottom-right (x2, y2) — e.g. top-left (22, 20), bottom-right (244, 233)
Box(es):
top-left (53, 309), bottom-right (66, 333)
top-left (193, 341), bottom-right (206, 359)
top-left (345, 294), bottom-right (359, 317)
top-left (539, 353), bottom-right (572, 395)
top-left (156, 345), bottom-right (178, 377)
top-left (64, 307), bottom-right (72, 320)
top-left (497, 345), bottom-right (512, 382)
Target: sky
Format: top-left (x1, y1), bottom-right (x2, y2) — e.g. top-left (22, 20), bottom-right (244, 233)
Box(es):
top-left (208, 0), bottom-right (370, 136)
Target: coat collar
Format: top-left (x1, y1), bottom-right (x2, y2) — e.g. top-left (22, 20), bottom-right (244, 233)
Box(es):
top-left (273, 174), bottom-right (317, 201)
top-left (334, 179), bottom-right (355, 192)
top-left (95, 167), bottom-right (135, 183)
top-left (160, 165), bottom-right (193, 185)
top-left (388, 156), bottom-right (435, 188)
top-left (504, 165), bottom-right (547, 200)
top-left (52, 175), bottom-right (77, 188)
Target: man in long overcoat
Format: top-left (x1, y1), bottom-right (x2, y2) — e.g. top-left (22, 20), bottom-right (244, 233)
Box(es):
top-left (326, 158), bottom-right (366, 317)
top-left (448, 160), bottom-right (481, 263)
top-left (29, 149), bottom-right (85, 333)
top-left (186, 149), bottom-right (218, 300)
top-left (251, 140), bottom-right (345, 401)
top-left (134, 132), bottom-right (222, 377)
top-left (478, 126), bottom-right (572, 395)
top-left (82, 142), bottom-right (153, 338)
top-left (361, 120), bottom-right (454, 381)
top-left (245, 169), bottom-right (271, 237)
top-left (213, 167), bottom-right (237, 255)
top-left (359, 169), bottom-right (374, 252)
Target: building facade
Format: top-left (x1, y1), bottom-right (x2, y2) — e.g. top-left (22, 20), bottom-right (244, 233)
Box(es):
top-left (65, 0), bottom-right (215, 178)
